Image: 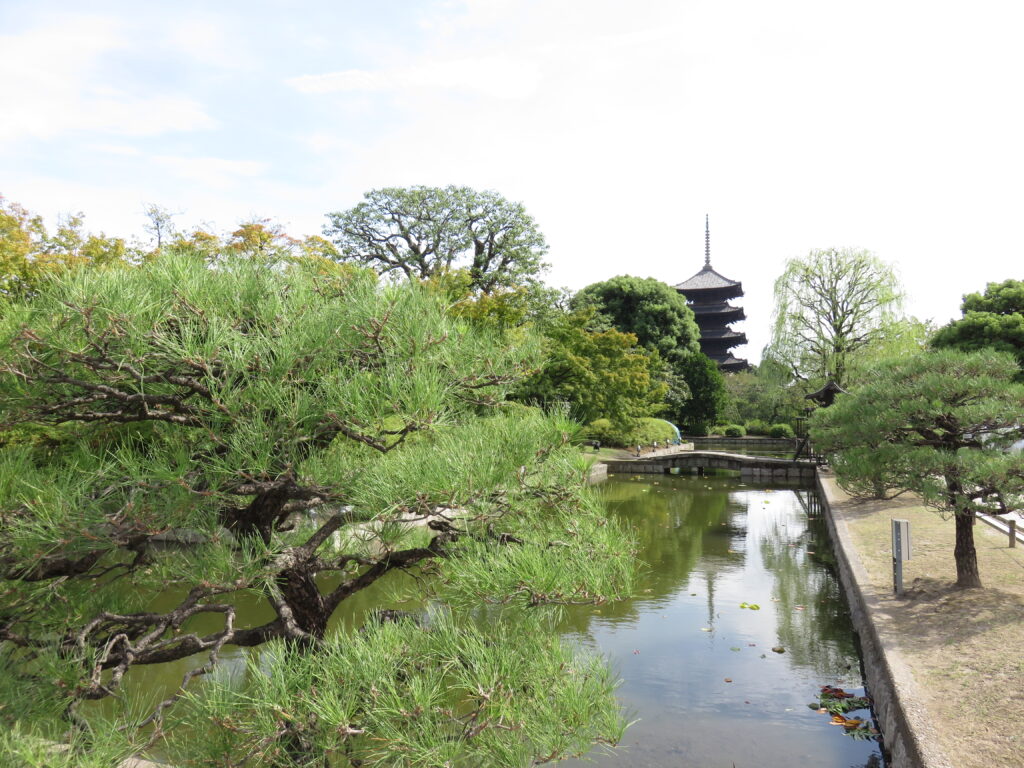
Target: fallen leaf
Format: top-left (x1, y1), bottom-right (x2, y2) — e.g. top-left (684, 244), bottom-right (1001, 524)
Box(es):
top-left (771, 646), bottom-right (786, 654)
top-left (724, 678), bottom-right (733, 683)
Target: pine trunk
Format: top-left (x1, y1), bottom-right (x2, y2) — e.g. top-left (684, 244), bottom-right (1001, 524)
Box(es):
top-left (953, 510), bottom-right (982, 588)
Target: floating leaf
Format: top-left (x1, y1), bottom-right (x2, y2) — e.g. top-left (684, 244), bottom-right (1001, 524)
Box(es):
top-left (700, 627), bottom-right (712, 632)
top-left (771, 646), bottom-right (786, 654)
top-left (730, 647), bottom-right (741, 652)
top-left (724, 678), bottom-right (733, 683)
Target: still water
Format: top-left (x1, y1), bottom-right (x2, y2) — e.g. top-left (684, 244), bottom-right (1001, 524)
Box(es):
top-left (559, 471), bottom-right (883, 768)
top-left (107, 471), bottom-right (883, 767)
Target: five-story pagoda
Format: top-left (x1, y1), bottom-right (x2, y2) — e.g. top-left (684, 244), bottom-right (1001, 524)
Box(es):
top-left (674, 216), bottom-right (748, 372)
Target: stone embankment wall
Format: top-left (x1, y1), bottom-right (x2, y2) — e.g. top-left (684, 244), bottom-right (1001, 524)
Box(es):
top-left (816, 473), bottom-right (952, 768)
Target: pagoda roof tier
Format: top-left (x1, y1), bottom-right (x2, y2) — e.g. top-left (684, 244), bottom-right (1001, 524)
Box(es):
top-left (693, 309), bottom-right (745, 325)
top-left (674, 264), bottom-right (742, 292)
top-left (716, 355), bottom-right (750, 372)
top-left (678, 283), bottom-right (743, 302)
top-left (699, 329), bottom-right (747, 342)
top-left (690, 301), bottom-right (745, 318)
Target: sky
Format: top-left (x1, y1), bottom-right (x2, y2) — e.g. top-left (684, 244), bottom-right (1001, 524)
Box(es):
top-left (3, 0), bottom-right (1023, 363)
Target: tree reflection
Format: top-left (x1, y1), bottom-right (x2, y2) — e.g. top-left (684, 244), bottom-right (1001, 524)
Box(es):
top-left (558, 474), bottom-right (745, 633)
top-left (759, 494), bottom-right (862, 678)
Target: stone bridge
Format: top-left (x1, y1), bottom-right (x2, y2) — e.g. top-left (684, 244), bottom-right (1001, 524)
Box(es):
top-left (604, 450), bottom-right (818, 482)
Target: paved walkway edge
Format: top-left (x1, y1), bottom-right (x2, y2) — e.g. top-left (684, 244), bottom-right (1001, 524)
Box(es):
top-left (815, 472), bottom-right (953, 768)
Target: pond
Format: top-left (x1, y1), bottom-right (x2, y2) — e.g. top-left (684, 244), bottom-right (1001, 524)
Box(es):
top-left (101, 470), bottom-right (883, 767)
top-left (558, 471), bottom-right (883, 768)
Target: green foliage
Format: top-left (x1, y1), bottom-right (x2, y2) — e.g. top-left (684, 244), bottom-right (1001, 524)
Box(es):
top-left (723, 424), bottom-right (746, 437)
top-left (324, 186), bottom-right (548, 294)
top-left (166, 612), bottom-right (626, 768)
top-left (744, 419), bottom-right (770, 436)
top-left (843, 317), bottom-right (933, 386)
top-left (672, 353), bottom-right (728, 434)
top-left (512, 309), bottom-right (667, 424)
top-left (584, 417), bottom-right (677, 448)
top-left (571, 275), bottom-right (700, 367)
top-left (768, 423), bottom-right (796, 439)
top-left (766, 248), bottom-right (904, 387)
top-left (811, 349), bottom-right (1024, 587)
top-left (0, 251), bottom-right (637, 764)
top-left (722, 359), bottom-right (807, 427)
top-left (1, 197), bottom-right (140, 302)
top-left (932, 278), bottom-right (1024, 380)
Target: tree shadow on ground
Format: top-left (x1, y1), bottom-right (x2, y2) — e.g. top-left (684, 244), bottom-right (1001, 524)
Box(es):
top-left (879, 577), bottom-right (1024, 648)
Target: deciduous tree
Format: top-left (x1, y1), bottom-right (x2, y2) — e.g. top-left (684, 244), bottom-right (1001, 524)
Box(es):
top-left (572, 276), bottom-right (700, 367)
top-left (324, 186), bottom-right (548, 294)
top-left (671, 352), bottom-right (728, 434)
top-left (512, 309), bottom-right (668, 425)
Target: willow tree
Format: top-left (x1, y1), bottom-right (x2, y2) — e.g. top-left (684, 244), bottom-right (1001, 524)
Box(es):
top-left (811, 349), bottom-right (1024, 589)
top-left (0, 252), bottom-right (635, 767)
top-left (766, 248), bottom-right (903, 387)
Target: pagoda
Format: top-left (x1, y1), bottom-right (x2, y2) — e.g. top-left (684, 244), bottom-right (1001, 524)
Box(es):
top-left (673, 216), bottom-right (748, 372)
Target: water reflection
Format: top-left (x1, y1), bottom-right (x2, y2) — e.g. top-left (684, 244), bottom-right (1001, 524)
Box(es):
top-left (559, 472), bottom-right (883, 768)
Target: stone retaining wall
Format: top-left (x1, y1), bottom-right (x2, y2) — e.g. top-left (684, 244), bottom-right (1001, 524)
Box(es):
top-left (816, 472), bottom-right (952, 768)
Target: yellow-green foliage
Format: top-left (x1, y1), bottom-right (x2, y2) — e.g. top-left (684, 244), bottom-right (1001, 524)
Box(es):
top-left (584, 417), bottom-right (677, 447)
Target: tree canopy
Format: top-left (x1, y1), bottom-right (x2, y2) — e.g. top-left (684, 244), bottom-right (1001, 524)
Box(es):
top-left (811, 349), bottom-right (1024, 588)
top-left (1, 197), bottom-right (137, 301)
top-left (0, 252), bottom-right (635, 766)
top-left (766, 248), bottom-right (904, 387)
top-left (571, 276), bottom-right (700, 367)
top-left (671, 352), bottom-right (728, 434)
top-left (932, 278), bottom-right (1024, 380)
top-left (512, 309), bottom-right (668, 425)
top-left (323, 186), bottom-right (548, 294)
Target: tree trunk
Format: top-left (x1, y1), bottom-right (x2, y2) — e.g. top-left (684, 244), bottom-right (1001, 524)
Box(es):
top-left (224, 487), bottom-right (290, 544)
top-left (953, 510), bottom-right (983, 588)
top-left (278, 567), bottom-right (329, 639)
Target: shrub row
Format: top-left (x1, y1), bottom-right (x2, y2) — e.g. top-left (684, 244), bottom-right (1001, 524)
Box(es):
top-left (584, 418), bottom-right (678, 448)
top-left (702, 422), bottom-right (796, 439)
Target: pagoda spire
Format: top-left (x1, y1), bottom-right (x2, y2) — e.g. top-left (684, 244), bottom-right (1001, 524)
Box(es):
top-left (704, 214), bottom-right (711, 267)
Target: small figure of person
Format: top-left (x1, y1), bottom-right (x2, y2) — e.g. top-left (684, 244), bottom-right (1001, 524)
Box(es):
top-left (635, 444), bottom-right (641, 457)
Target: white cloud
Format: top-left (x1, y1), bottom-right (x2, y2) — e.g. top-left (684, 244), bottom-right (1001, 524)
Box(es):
top-left (152, 155), bottom-right (266, 189)
top-left (287, 55), bottom-right (542, 100)
top-left (0, 16), bottom-right (216, 143)
top-left (87, 143), bottom-right (143, 156)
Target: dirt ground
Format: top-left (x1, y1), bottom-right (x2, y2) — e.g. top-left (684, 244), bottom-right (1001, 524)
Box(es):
top-left (836, 491), bottom-right (1024, 767)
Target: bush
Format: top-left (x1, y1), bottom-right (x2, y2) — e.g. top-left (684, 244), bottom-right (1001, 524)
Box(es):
top-left (584, 418), bottom-right (677, 447)
top-left (708, 425), bottom-right (726, 436)
top-left (723, 424), bottom-right (746, 437)
top-left (744, 419), bottom-right (770, 436)
top-left (768, 423), bottom-right (796, 439)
